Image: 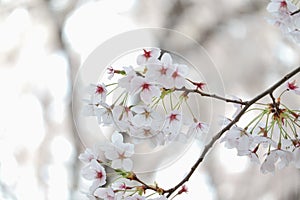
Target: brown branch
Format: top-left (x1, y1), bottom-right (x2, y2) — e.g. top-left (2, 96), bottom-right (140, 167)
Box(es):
top-left (177, 87), bottom-right (248, 105)
top-left (164, 66), bottom-right (300, 198)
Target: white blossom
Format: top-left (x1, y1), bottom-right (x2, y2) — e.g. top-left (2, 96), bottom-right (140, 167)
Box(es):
top-left (81, 159), bottom-right (107, 191)
top-left (130, 76), bottom-right (161, 104)
top-left (137, 48), bottom-right (161, 66)
top-left (103, 132), bottom-right (135, 171)
top-left (79, 147), bottom-right (99, 163)
top-left (146, 53), bottom-right (174, 88)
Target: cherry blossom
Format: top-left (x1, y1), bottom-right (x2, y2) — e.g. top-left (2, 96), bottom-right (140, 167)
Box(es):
top-left (261, 149), bottom-right (293, 173)
top-left (131, 105), bottom-right (163, 127)
top-left (130, 76), bottom-right (161, 104)
top-left (87, 83), bottom-right (107, 103)
top-left (103, 132), bottom-right (135, 171)
top-left (146, 53), bottom-right (174, 88)
top-left (137, 48), bottom-right (161, 66)
top-left (168, 64), bottom-right (189, 89)
top-left (163, 110), bottom-right (183, 137)
top-left (221, 127), bottom-right (253, 156)
top-left (95, 103), bottom-right (114, 125)
top-left (267, 0), bottom-right (300, 41)
top-left (81, 159), bottom-right (107, 191)
top-left (79, 147), bottom-right (99, 163)
top-left (118, 66), bottom-right (137, 91)
top-left (112, 105), bottom-right (133, 131)
top-left (187, 119), bottom-right (209, 138)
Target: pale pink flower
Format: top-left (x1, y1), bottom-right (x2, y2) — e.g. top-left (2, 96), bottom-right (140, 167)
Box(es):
top-left (146, 53), bottom-right (173, 88)
top-left (131, 105), bottom-right (162, 127)
top-left (103, 132), bottom-right (135, 171)
top-left (87, 83), bottom-right (107, 103)
top-left (82, 159), bottom-right (107, 190)
top-left (95, 103), bottom-right (114, 125)
top-left (168, 63), bottom-right (189, 89)
top-left (79, 147), bottom-right (99, 163)
top-left (163, 110), bottom-right (183, 137)
top-left (261, 149), bottom-right (293, 173)
top-left (130, 76), bottom-right (161, 104)
top-left (187, 119), bottom-right (209, 138)
top-left (112, 105), bottom-right (133, 130)
top-left (137, 48), bottom-right (161, 66)
top-left (221, 127), bottom-right (252, 156)
top-left (118, 66), bottom-right (137, 92)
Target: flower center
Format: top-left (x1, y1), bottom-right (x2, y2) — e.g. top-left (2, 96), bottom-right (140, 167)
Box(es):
top-left (143, 49), bottom-right (151, 59)
top-left (96, 171), bottom-right (103, 179)
top-left (170, 113), bottom-right (178, 121)
top-left (96, 85), bottom-right (104, 94)
top-left (142, 83), bottom-right (150, 90)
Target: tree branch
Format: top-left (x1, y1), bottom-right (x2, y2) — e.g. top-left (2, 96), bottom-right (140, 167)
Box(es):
top-left (164, 66), bottom-right (300, 198)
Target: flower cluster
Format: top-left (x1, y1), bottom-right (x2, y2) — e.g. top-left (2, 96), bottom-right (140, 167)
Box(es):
top-left (221, 80), bottom-right (300, 174)
top-left (79, 48), bottom-right (207, 199)
top-left (267, 0), bottom-right (300, 42)
top-left (83, 48), bottom-right (208, 146)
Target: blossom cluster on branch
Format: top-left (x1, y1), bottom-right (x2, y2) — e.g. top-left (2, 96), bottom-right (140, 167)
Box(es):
top-left (77, 1), bottom-right (300, 199)
top-left (267, 0), bottom-right (300, 42)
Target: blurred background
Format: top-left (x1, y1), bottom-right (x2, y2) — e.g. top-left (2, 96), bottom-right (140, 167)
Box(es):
top-left (1, 0), bottom-right (300, 199)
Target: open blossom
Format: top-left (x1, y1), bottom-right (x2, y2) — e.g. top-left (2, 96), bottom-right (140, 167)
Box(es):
top-left (137, 48), bottom-right (161, 66)
top-left (146, 53), bottom-right (174, 88)
top-left (82, 159), bottom-right (107, 191)
top-left (103, 132), bottom-right (135, 171)
top-left (187, 118), bottom-right (209, 138)
top-left (221, 127), bottom-right (253, 156)
top-left (131, 105), bottom-right (163, 127)
top-left (130, 76), bottom-right (161, 104)
top-left (112, 105), bottom-right (133, 131)
top-left (149, 196), bottom-right (168, 200)
top-left (261, 149), bottom-right (293, 174)
top-left (95, 103), bottom-right (114, 125)
top-left (87, 83), bottom-right (107, 103)
top-left (79, 147), bottom-right (99, 163)
top-left (168, 63), bottom-right (189, 89)
top-left (118, 66), bottom-right (137, 91)
top-left (267, 0), bottom-right (300, 41)
top-left (163, 110), bottom-right (183, 138)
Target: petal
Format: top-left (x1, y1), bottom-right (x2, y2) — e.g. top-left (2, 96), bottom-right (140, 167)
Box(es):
top-left (111, 159), bottom-right (122, 169)
top-left (122, 158), bottom-right (133, 171)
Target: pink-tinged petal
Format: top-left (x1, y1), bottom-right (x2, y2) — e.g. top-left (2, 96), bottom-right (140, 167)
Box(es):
top-left (267, 2), bottom-right (281, 12)
top-left (111, 159), bottom-right (122, 169)
top-left (104, 149), bottom-right (119, 160)
top-left (122, 158), bottom-right (133, 171)
top-left (161, 53), bottom-right (172, 65)
top-left (137, 55), bottom-right (146, 65)
top-left (132, 114), bottom-right (152, 127)
top-left (111, 132), bottom-right (124, 144)
top-left (140, 89), bottom-right (152, 104)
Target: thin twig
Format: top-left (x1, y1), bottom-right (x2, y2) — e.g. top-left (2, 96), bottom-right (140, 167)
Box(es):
top-left (177, 87), bottom-right (248, 105)
top-left (163, 66), bottom-right (300, 197)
